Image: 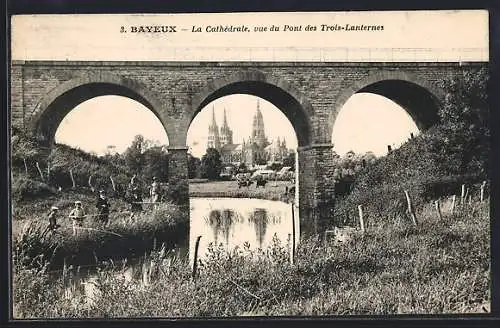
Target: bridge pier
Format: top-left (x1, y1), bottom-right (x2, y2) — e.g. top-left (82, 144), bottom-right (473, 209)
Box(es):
top-left (297, 144), bottom-right (336, 237)
top-left (166, 146), bottom-right (190, 255)
top-left (166, 146), bottom-right (190, 203)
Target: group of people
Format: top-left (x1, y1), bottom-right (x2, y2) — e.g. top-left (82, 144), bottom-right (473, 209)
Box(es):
top-left (46, 177), bottom-right (163, 236)
top-left (47, 190), bottom-right (111, 236)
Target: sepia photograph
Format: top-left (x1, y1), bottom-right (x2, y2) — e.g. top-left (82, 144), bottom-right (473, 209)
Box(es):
top-left (8, 9), bottom-right (491, 318)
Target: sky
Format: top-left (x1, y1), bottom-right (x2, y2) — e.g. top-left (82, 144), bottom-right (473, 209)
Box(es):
top-left (55, 96), bottom-right (169, 155)
top-left (55, 93), bottom-right (419, 158)
top-left (331, 93), bottom-right (419, 155)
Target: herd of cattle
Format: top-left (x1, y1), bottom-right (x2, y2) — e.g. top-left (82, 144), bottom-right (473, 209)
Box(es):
top-left (237, 178), bottom-right (268, 188)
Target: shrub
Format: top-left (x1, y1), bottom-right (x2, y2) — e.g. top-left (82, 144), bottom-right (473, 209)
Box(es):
top-left (12, 175), bottom-right (57, 202)
top-left (12, 221), bottom-right (59, 270)
top-left (164, 178), bottom-right (189, 205)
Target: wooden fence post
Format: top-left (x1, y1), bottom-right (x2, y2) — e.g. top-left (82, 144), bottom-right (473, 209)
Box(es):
top-left (461, 184), bottom-right (466, 204)
top-left (110, 176), bottom-right (116, 191)
top-left (404, 190), bottom-right (418, 226)
top-left (450, 195), bottom-right (456, 214)
top-left (357, 205), bottom-right (365, 233)
top-left (480, 181), bottom-right (487, 202)
top-left (35, 162), bottom-right (44, 181)
top-left (192, 235), bottom-right (202, 281)
top-left (69, 169), bottom-right (76, 189)
top-left (23, 158), bottom-right (28, 175)
top-left (88, 174), bottom-right (95, 192)
top-left (435, 200), bottom-right (443, 221)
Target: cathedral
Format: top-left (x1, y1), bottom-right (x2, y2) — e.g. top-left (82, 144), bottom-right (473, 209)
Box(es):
top-left (206, 100), bottom-right (291, 167)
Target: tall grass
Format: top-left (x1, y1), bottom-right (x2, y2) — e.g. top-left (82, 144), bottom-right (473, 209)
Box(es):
top-left (12, 202), bottom-right (188, 268)
top-left (13, 199), bottom-right (489, 317)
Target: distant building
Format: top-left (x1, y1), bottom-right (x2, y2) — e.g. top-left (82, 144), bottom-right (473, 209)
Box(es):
top-left (206, 100), bottom-right (292, 167)
top-left (265, 137), bottom-right (291, 163)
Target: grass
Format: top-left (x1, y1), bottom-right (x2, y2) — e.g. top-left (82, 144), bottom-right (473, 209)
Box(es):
top-left (12, 201), bottom-right (189, 268)
top-left (189, 180), bottom-right (294, 202)
top-left (12, 198), bottom-right (490, 317)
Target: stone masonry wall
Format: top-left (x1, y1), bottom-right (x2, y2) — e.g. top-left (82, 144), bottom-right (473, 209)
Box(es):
top-left (11, 61), bottom-right (485, 146)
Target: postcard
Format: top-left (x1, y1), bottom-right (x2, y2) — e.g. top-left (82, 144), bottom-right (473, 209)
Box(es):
top-left (9, 10), bottom-right (490, 318)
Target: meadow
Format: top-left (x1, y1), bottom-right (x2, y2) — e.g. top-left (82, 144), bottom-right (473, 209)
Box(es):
top-left (189, 180), bottom-right (294, 202)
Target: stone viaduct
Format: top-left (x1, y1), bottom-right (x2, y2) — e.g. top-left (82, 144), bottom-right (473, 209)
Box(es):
top-left (10, 60), bottom-right (486, 235)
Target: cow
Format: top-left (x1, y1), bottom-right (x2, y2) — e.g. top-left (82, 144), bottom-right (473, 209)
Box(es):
top-left (238, 179), bottom-right (254, 188)
top-left (255, 179), bottom-right (267, 188)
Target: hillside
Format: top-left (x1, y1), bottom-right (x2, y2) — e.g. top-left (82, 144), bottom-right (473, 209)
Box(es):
top-left (11, 131), bottom-right (134, 204)
top-left (334, 66), bottom-right (489, 227)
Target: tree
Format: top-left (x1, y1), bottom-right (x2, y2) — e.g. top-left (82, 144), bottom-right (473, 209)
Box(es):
top-left (437, 67), bottom-right (489, 176)
top-left (200, 148), bottom-right (222, 180)
top-left (238, 162), bottom-right (248, 173)
top-left (142, 146), bottom-right (169, 181)
top-left (123, 135), bottom-right (145, 174)
top-left (188, 154), bottom-right (202, 179)
top-left (268, 162), bottom-right (282, 171)
top-left (282, 152), bottom-right (296, 170)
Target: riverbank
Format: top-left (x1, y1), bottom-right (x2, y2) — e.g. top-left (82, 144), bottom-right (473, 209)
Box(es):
top-left (189, 180), bottom-right (294, 202)
top-left (13, 202), bottom-right (188, 269)
top-left (13, 198), bottom-right (490, 317)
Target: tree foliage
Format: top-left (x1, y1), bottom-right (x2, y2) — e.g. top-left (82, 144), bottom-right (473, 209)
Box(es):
top-left (123, 135), bottom-right (145, 175)
top-left (437, 66), bottom-right (489, 176)
top-left (188, 154), bottom-right (202, 179)
top-left (200, 148), bottom-right (222, 180)
top-left (122, 135), bottom-right (169, 182)
top-left (282, 153), bottom-right (296, 170)
top-left (142, 146), bottom-right (169, 182)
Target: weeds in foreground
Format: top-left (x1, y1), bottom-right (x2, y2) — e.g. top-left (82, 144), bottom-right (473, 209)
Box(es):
top-left (13, 200), bottom-right (489, 317)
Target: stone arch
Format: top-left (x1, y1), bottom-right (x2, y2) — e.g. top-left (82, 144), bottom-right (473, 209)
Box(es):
top-left (329, 70), bottom-right (445, 136)
top-left (29, 72), bottom-right (173, 146)
top-left (186, 69), bottom-right (314, 147)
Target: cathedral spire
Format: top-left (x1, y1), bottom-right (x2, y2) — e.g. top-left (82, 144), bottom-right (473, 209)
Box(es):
top-left (222, 108), bottom-right (229, 128)
top-left (207, 105), bottom-right (221, 150)
top-left (211, 105), bottom-right (217, 128)
top-left (219, 107), bottom-right (233, 146)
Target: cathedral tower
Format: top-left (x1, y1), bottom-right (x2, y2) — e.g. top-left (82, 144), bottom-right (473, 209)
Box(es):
top-left (250, 100), bottom-right (268, 148)
top-left (207, 106), bottom-right (221, 150)
top-left (219, 108), bottom-right (233, 146)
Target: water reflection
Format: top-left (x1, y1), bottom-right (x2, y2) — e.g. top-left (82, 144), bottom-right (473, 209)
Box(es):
top-left (190, 198), bottom-right (299, 261)
top-left (249, 208), bottom-right (268, 248)
top-left (207, 209), bottom-right (238, 246)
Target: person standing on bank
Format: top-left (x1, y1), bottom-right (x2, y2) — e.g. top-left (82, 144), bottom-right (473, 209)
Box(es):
top-left (69, 201), bottom-right (86, 236)
top-left (128, 184), bottom-right (143, 219)
top-left (47, 206), bottom-right (60, 231)
top-left (150, 176), bottom-right (160, 209)
top-left (96, 190), bottom-right (111, 226)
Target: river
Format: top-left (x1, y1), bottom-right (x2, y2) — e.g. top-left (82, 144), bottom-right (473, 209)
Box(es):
top-left (61, 197), bottom-right (299, 304)
top-left (189, 197), bottom-right (300, 262)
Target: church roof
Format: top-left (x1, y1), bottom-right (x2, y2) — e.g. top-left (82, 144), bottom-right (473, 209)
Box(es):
top-left (220, 143), bottom-right (242, 152)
